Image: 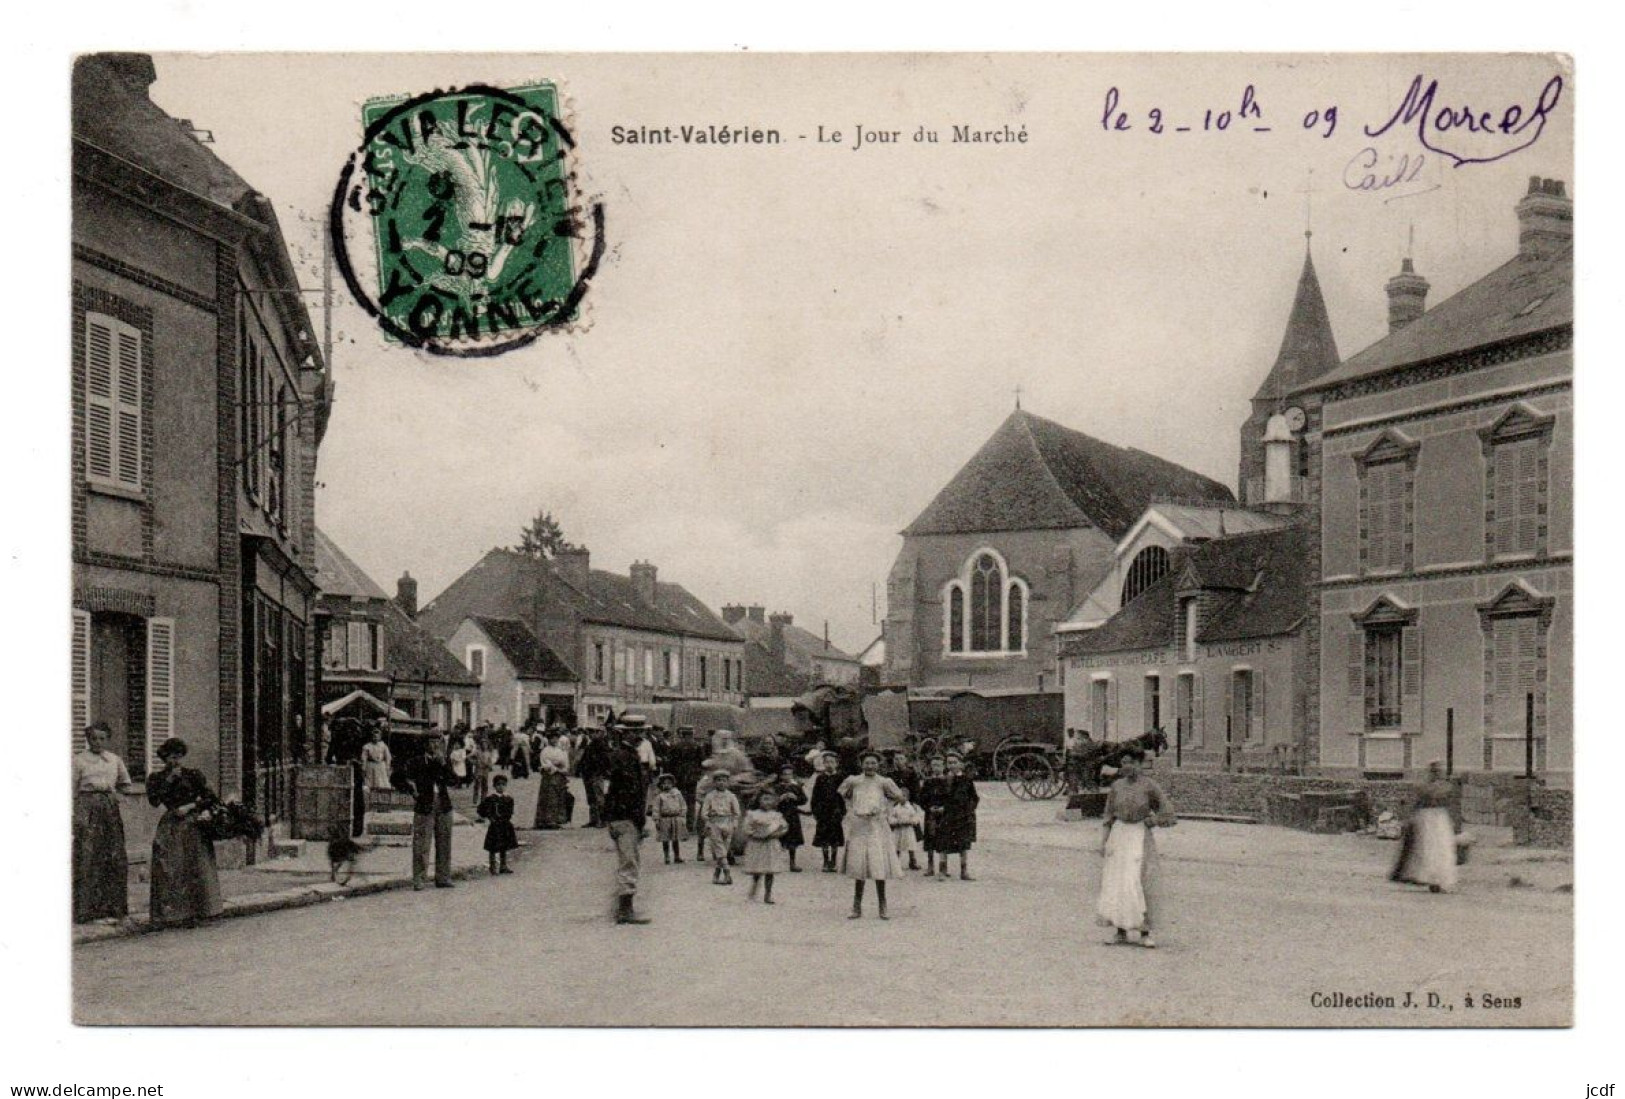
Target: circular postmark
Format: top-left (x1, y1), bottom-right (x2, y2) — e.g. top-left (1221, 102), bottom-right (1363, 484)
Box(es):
top-left (328, 82), bottom-right (605, 358)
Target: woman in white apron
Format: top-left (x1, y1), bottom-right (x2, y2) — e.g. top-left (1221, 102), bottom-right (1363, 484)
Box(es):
top-left (1096, 751), bottom-right (1174, 948)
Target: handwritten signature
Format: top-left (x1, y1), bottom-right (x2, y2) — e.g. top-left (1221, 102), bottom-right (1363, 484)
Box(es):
top-left (1343, 146), bottom-right (1436, 201)
top-left (1364, 74), bottom-right (1563, 168)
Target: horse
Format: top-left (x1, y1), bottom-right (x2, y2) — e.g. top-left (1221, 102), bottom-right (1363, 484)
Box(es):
top-left (1073, 728), bottom-right (1170, 789)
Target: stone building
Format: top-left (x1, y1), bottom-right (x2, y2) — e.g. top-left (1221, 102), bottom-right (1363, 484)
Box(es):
top-left (1294, 178), bottom-right (1573, 783)
top-left (417, 547), bottom-right (746, 726)
top-left (881, 409), bottom-right (1234, 692)
top-left (312, 530), bottom-right (478, 735)
top-left (445, 616), bottom-right (579, 729)
top-left (71, 54), bottom-right (331, 851)
top-left (1059, 527), bottom-right (1312, 771)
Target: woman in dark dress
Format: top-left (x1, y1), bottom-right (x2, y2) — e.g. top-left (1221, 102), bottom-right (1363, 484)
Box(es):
top-left (916, 755), bottom-right (949, 876)
top-left (771, 764), bottom-right (807, 873)
top-left (810, 751), bottom-right (846, 873)
top-left (146, 737), bottom-right (224, 926)
top-left (934, 753), bottom-right (981, 881)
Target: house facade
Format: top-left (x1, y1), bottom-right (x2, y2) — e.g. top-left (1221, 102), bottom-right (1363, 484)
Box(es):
top-left (882, 409), bottom-right (1234, 693)
top-left (1059, 527), bottom-right (1312, 772)
top-left (417, 546), bottom-right (746, 727)
top-left (312, 531), bottom-right (479, 739)
top-left (71, 53), bottom-right (330, 851)
top-left (447, 616), bottom-right (578, 729)
top-left (1295, 178), bottom-right (1573, 783)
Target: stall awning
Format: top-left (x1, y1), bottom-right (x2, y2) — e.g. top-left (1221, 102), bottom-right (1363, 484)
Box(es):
top-left (321, 689), bottom-right (411, 721)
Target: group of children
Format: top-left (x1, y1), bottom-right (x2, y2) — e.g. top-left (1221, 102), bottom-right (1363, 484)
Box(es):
top-left (643, 748), bottom-right (981, 916)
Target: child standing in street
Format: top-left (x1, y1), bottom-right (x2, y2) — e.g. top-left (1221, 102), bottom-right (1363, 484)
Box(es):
top-left (741, 790), bottom-right (789, 903)
top-left (699, 771), bottom-right (741, 885)
top-left (889, 788), bottom-right (925, 871)
top-left (476, 774), bottom-right (518, 875)
top-left (811, 751), bottom-right (846, 873)
top-left (653, 773), bottom-right (688, 864)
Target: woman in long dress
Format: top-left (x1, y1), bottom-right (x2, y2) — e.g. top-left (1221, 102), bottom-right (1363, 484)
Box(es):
top-left (359, 729), bottom-right (393, 790)
top-left (1391, 761), bottom-right (1459, 893)
top-left (840, 750), bottom-right (906, 919)
top-left (1095, 751), bottom-right (1173, 948)
top-left (534, 734), bottom-right (572, 828)
top-left (73, 722), bottom-right (132, 922)
top-left (146, 737), bottom-right (224, 927)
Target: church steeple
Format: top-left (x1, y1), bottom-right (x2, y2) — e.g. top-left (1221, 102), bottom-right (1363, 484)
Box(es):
top-left (1237, 237), bottom-right (1340, 508)
top-left (1252, 237), bottom-right (1340, 403)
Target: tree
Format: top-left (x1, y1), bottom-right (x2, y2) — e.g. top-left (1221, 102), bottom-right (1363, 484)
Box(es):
top-left (514, 510), bottom-right (568, 558)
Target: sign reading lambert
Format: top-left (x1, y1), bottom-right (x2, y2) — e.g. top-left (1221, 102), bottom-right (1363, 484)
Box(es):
top-left (331, 83), bottom-right (603, 356)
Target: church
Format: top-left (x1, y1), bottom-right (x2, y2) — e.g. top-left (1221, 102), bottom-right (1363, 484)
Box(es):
top-left (884, 236), bottom-right (1339, 714)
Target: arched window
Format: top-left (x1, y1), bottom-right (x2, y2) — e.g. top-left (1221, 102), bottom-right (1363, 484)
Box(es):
top-left (948, 586), bottom-right (965, 653)
top-left (1121, 545), bottom-right (1171, 606)
top-left (970, 554), bottom-right (1002, 652)
top-left (1006, 582), bottom-right (1025, 652)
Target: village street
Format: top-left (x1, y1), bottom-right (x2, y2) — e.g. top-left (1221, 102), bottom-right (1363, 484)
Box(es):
top-left (74, 779), bottom-right (1571, 1027)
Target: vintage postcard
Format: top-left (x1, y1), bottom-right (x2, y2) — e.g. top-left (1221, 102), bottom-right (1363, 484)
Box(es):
top-left (68, 52), bottom-right (1572, 1027)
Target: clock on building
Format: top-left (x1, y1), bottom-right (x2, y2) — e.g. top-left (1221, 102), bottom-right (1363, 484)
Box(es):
top-left (1281, 405), bottom-right (1307, 433)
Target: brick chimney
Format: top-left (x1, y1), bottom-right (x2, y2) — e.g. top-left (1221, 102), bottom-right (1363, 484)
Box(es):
top-left (396, 571), bottom-right (419, 618)
top-left (721, 603), bottom-right (747, 625)
top-left (629, 560), bottom-right (658, 605)
top-left (1385, 257), bottom-right (1430, 332)
top-left (747, 604), bottom-right (766, 624)
top-left (1515, 177), bottom-right (1573, 260)
top-left (769, 612), bottom-right (793, 660)
top-left (555, 544), bottom-right (590, 589)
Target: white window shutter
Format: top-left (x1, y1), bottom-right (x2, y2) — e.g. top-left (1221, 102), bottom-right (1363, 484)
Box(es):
top-left (347, 621), bottom-right (367, 671)
top-left (1223, 673), bottom-right (1234, 745)
top-left (72, 610), bottom-right (92, 751)
top-left (146, 617), bottom-right (175, 774)
top-left (1254, 670), bottom-right (1266, 743)
top-left (1191, 672), bottom-right (1204, 747)
top-left (1400, 624), bottom-right (1423, 734)
top-left (372, 623), bottom-right (385, 672)
top-left (85, 315), bottom-right (117, 483)
top-left (114, 323), bottom-right (142, 488)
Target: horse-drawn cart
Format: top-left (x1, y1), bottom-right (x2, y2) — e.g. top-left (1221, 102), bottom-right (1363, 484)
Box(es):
top-left (996, 729), bottom-right (1171, 801)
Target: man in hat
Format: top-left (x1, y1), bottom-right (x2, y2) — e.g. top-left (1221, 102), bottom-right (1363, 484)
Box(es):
top-left (578, 726), bottom-right (612, 827)
top-left (603, 724), bottom-right (651, 924)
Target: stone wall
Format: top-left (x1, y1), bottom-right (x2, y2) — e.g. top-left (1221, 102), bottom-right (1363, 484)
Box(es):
top-left (1145, 763), bottom-right (1572, 848)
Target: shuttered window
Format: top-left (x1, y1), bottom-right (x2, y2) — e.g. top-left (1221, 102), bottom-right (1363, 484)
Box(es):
top-left (1231, 670), bottom-right (1256, 742)
top-left (1492, 616), bottom-right (1539, 738)
top-left (145, 617), bottom-right (175, 775)
top-left (72, 610), bottom-right (92, 751)
top-left (84, 313), bottom-right (143, 492)
top-left (1365, 628), bottom-right (1402, 729)
top-left (1491, 437), bottom-right (1542, 557)
top-left (1089, 678), bottom-right (1110, 740)
top-left (1175, 672), bottom-right (1194, 744)
top-left (1363, 460), bottom-right (1407, 571)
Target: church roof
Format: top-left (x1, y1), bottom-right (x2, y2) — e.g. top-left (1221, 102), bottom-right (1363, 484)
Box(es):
top-left (1294, 245), bottom-right (1572, 394)
top-left (903, 410), bottom-right (1234, 540)
top-left (1252, 243), bottom-right (1341, 402)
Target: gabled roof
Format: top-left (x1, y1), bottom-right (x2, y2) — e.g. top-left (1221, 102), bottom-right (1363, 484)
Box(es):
top-left (418, 549), bottom-right (741, 645)
top-left (468, 617), bottom-right (577, 682)
top-left (1296, 245), bottom-right (1572, 394)
top-left (314, 528), bottom-right (390, 601)
top-left (1067, 527), bottom-right (1310, 654)
top-left (1117, 503), bottom-right (1287, 554)
top-left (1253, 244), bottom-right (1341, 401)
top-left (903, 410), bottom-right (1233, 540)
top-left (379, 600), bottom-right (481, 686)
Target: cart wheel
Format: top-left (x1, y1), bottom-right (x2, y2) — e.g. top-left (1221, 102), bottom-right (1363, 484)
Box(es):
top-left (1005, 752), bottom-right (1054, 801)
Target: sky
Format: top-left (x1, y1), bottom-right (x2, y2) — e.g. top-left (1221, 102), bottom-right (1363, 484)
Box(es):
top-left (147, 53), bottom-right (1572, 653)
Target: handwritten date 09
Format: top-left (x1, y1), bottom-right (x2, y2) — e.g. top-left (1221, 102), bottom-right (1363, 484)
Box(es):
top-left (1102, 85), bottom-right (1338, 139)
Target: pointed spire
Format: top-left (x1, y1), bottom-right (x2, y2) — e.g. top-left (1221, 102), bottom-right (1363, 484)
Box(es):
top-left (1253, 241), bottom-right (1340, 402)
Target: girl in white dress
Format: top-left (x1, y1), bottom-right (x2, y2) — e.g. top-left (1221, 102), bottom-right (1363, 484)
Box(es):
top-left (839, 751), bottom-right (905, 919)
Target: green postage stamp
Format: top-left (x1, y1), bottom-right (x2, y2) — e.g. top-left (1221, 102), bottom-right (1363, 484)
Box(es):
top-left (332, 82), bottom-right (603, 356)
